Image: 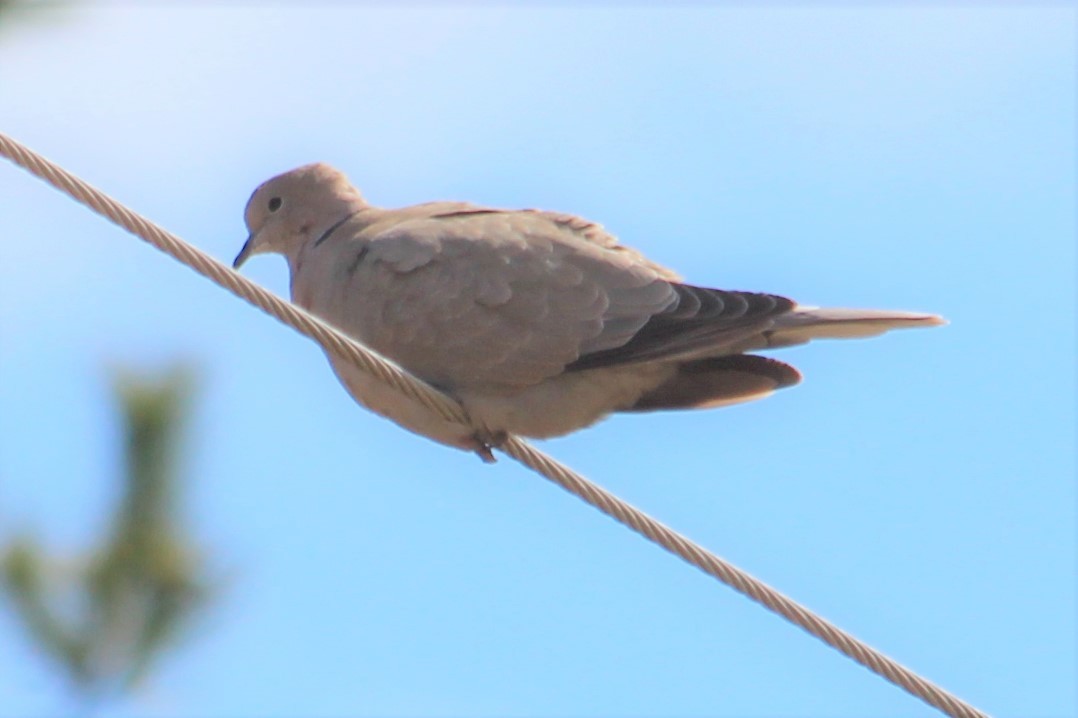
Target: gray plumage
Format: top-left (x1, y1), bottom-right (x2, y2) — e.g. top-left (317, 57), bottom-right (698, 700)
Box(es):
top-left (234, 163), bottom-right (944, 456)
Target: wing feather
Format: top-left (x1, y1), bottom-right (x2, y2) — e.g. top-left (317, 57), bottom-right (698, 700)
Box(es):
top-left (299, 204), bottom-right (797, 390)
top-left (568, 285), bottom-right (794, 370)
top-left (305, 207), bottom-right (676, 390)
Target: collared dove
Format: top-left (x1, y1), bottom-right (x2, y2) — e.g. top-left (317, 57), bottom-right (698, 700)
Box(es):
top-left (234, 163), bottom-right (944, 460)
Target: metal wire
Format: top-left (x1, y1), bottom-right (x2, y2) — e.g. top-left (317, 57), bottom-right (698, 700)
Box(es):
top-left (0, 131), bottom-right (991, 718)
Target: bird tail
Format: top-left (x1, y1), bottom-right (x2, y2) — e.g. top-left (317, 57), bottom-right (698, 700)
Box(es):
top-left (624, 308), bottom-right (945, 413)
top-left (761, 307), bottom-right (946, 349)
top-left (627, 354), bottom-right (802, 412)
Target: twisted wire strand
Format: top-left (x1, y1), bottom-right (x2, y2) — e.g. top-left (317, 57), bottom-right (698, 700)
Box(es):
top-left (0, 137), bottom-right (467, 428)
top-left (0, 132), bottom-right (990, 718)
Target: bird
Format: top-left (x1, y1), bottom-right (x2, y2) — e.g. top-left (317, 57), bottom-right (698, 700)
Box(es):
top-left (233, 163), bottom-right (944, 461)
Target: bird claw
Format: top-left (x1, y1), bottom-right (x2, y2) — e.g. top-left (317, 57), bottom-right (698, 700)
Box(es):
top-left (470, 429), bottom-right (508, 464)
top-left (475, 445), bottom-right (497, 463)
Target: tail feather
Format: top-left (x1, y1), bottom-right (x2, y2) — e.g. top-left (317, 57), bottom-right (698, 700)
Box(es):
top-left (759, 307), bottom-right (946, 349)
top-left (622, 306), bottom-right (943, 415)
top-left (627, 354), bottom-right (802, 412)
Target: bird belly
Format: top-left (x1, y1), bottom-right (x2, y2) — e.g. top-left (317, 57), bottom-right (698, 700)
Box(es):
top-left (325, 350), bottom-right (479, 450)
top-left (457, 364), bottom-right (673, 439)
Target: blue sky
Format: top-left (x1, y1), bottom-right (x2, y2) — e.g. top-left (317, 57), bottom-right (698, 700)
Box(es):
top-left (0, 4), bottom-right (1074, 717)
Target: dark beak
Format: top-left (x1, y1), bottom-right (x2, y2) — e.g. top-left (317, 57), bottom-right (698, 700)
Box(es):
top-left (233, 235), bottom-right (254, 269)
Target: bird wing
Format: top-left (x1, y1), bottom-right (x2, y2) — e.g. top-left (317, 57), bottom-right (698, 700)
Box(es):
top-left (302, 205), bottom-right (792, 391)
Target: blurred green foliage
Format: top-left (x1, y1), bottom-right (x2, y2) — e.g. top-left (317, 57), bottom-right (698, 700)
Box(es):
top-left (1, 368), bottom-right (213, 702)
top-left (1, 4), bottom-right (210, 703)
top-left (0, 0), bottom-right (76, 37)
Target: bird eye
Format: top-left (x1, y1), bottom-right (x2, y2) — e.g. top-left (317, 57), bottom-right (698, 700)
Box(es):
top-left (268, 197), bottom-right (282, 212)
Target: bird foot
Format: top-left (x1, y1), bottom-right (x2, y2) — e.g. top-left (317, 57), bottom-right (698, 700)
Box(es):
top-left (469, 429), bottom-right (508, 464)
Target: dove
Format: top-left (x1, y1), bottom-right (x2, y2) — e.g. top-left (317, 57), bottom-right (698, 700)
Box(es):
top-left (233, 163), bottom-right (944, 460)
